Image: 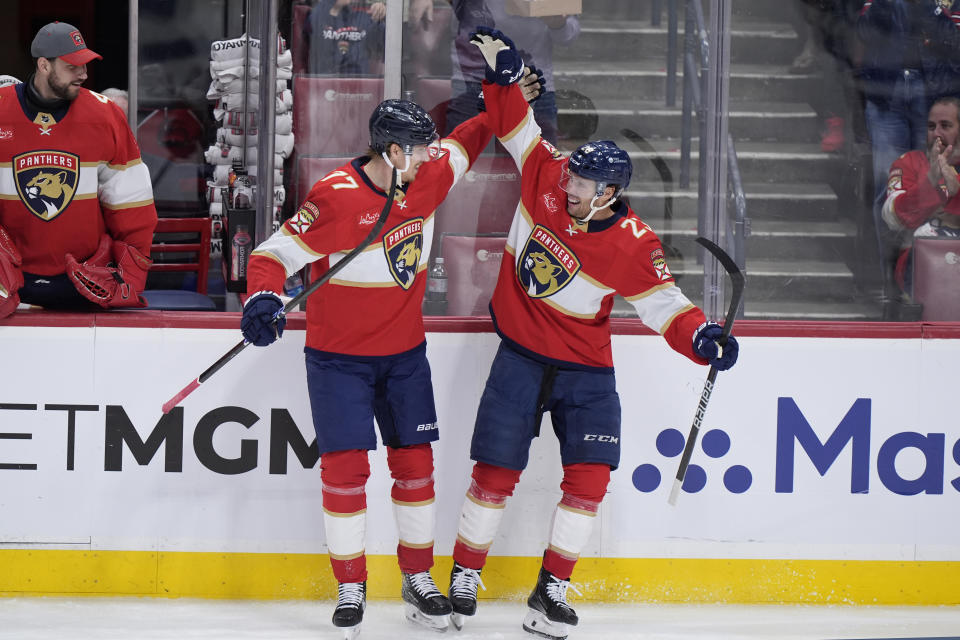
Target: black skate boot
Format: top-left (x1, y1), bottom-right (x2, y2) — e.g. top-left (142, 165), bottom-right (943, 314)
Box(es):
top-left (522, 568), bottom-right (581, 640)
top-left (401, 570), bottom-right (453, 632)
top-left (448, 563), bottom-right (486, 630)
top-left (332, 581), bottom-right (366, 640)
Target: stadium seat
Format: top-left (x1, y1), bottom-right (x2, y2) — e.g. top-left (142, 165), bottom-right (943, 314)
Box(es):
top-left (439, 232), bottom-right (507, 316)
top-left (296, 155), bottom-right (353, 209)
top-left (911, 237), bottom-right (960, 321)
top-left (293, 76), bottom-right (383, 157)
top-left (435, 154), bottom-right (520, 242)
top-left (142, 217), bottom-right (217, 311)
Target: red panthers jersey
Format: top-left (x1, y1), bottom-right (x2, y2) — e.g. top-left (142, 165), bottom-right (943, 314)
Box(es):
top-left (247, 114), bottom-right (492, 356)
top-left (481, 82), bottom-right (708, 370)
top-left (0, 84), bottom-right (157, 275)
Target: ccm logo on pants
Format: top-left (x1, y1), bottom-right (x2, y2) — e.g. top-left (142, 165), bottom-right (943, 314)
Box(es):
top-left (583, 434), bottom-right (619, 444)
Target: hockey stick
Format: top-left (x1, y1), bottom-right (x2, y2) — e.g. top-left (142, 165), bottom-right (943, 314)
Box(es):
top-left (667, 236), bottom-right (745, 506)
top-left (161, 169), bottom-right (398, 414)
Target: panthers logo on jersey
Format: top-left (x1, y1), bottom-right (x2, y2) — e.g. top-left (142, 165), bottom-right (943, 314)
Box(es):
top-left (13, 150), bottom-right (80, 221)
top-left (383, 217), bottom-right (423, 290)
top-left (517, 225), bottom-right (581, 298)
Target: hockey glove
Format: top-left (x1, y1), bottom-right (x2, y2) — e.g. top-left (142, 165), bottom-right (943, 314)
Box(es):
top-left (241, 291), bottom-right (286, 347)
top-left (469, 26), bottom-right (524, 86)
top-left (0, 225), bottom-right (23, 318)
top-left (520, 65), bottom-right (546, 103)
top-left (693, 322), bottom-right (739, 371)
top-left (65, 234), bottom-right (152, 308)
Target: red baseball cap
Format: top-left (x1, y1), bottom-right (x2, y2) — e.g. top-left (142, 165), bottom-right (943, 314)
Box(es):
top-left (31, 22), bottom-right (102, 65)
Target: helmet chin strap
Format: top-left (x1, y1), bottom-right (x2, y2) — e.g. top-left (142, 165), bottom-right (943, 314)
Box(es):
top-left (580, 194), bottom-right (617, 223)
top-left (381, 150), bottom-right (412, 187)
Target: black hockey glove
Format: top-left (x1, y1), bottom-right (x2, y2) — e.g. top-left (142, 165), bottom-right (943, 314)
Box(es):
top-left (241, 291), bottom-right (286, 347)
top-left (469, 26), bottom-right (524, 86)
top-left (693, 322), bottom-right (739, 371)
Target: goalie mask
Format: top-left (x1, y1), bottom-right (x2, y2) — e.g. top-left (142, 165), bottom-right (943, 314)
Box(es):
top-left (560, 140), bottom-right (632, 222)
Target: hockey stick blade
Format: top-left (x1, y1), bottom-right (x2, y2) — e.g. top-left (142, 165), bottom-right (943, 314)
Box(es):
top-left (668, 237), bottom-right (745, 505)
top-left (160, 169), bottom-right (399, 414)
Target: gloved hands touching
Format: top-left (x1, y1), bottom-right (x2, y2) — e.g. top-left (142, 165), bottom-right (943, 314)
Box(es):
top-left (520, 65), bottom-right (546, 102)
top-left (241, 291), bottom-right (286, 347)
top-left (692, 322), bottom-right (739, 371)
top-left (469, 26), bottom-right (525, 86)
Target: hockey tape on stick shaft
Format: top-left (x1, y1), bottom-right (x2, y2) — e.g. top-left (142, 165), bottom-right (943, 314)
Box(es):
top-left (160, 170), bottom-right (399, 414)
top-left (668, 236), bottom-right (745, 505)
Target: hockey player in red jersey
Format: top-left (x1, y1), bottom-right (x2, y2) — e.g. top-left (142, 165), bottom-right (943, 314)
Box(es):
top-left (444, 28), bottom-right (741, 639)
top-left (240, 99), bottom-right (494, 638)
top-left (0, 22), bottom-right (157, 317)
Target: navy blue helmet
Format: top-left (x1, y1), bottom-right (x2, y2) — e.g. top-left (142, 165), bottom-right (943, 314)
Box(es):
top-left (369, 99), bottom-right (437, 153)
top-left (567, 140), bottom-right (632, 197)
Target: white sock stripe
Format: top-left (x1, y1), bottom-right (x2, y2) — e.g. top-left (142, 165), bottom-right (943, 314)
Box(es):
top-left (548, 503), bottom-right (596, 558)
top-left (458, 496), bottom-right (507, 549)
top-left (393, 501), bottom-right (434, 545)
top-left (323, 510), bottom-right (365, 556)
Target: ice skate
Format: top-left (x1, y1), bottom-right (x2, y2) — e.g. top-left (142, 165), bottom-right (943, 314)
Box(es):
top-left (332, 581), bottom-right (366, 639)
top-left (448, 563), bottom-right (486, 630)
top-left (522, 568), bottom-right (581, 640)
top-left (401, 570), bottom-right (452, 632)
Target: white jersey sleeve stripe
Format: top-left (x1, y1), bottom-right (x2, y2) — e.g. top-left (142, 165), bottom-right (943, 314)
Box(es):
top-left (97, 161), bottom-right (155, 208)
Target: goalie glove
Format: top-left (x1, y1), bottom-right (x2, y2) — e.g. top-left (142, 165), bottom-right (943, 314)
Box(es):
top-left (469, 26), bottom-right (524, 86)
top-left (241, 291), bottom-right (286, 346)
top-left (65, 234), bottom-right (152, 309)
top-left (692, 322), bottom-right (739, 371)
top-left (0, 226), bottom-right (23, 318)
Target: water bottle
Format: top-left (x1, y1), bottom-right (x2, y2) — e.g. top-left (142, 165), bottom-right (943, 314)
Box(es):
top-left (424, 257), bottom-right (448, 316)
top-left (232, 166), bottom-right (253, 209)
top-left (231, 224), bottom-right (252, 280)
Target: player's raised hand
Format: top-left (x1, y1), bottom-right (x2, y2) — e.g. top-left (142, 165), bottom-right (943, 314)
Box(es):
top-left (469, 26), bottom-right (524, 86)
top-left (520, 65), bottom-right (546, 103)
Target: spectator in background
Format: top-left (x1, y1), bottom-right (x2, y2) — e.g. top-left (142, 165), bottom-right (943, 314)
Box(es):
top-left (881, 95), bottom-right (960, 294)
top-left (101, 87), bottom-right (129, 116)
top-left (445, 0), bottom-right (579, 145)
top-left (855, 0), bottom-right (960, 303)
top-left (305, 0), bottom-right (387, 75)
top-left (0, 21), bottom-right (157, 317)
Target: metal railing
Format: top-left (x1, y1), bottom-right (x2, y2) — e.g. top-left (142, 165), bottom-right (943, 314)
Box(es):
top-left (666, 0), bottom-right (749, 317)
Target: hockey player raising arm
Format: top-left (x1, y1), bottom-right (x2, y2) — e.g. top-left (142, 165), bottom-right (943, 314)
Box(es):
top-left (239, 100), bottom-right (494, 638)
top-left (0, 22), bottom-right (157, 317)
top-left (443, 27), bottom-right (741, 639)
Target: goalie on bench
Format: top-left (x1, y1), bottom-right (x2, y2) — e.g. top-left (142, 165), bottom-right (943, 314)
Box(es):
top-left (0, 21), bottom-right (156, 317)
top-left (444, 27), bottom-right (741, 640)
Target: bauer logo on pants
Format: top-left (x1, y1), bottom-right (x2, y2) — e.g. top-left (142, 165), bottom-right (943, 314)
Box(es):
top-left (517, 225), bottom-right (581, 298)
top-left (383, 218), bottom-right (423, 290)
top-left (13, 150), bottom-right (80, 221)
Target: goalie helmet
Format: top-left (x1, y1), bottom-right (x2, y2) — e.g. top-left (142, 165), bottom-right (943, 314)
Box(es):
top-left (567, 140), bottom-right (632, 198)
top-left (369, 99), bottom-right (437, 154)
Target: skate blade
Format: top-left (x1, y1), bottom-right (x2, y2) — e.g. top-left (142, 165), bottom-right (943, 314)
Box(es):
top-left (404, 603), bottom-right (450, 633)
top-left (338, 623), bottom-right (361, 640)
top-left (522, 608), bottom-right (568, 640)
top-left (451, 611), bottom-right (468, 631)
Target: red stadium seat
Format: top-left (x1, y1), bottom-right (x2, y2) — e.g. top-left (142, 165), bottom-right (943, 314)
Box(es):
top-left (911, 238), bottom-right (960, 321)
top-left (142, 217), bottom-right (217, 311)
top-left (296, 155), bottom-right (353, 208)
top-left (293, 76), bottom-right (383, 157)
top-left (435, 154), bottom-right (520, 241)
top-left (440, 232), bottom-right (507, 316)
